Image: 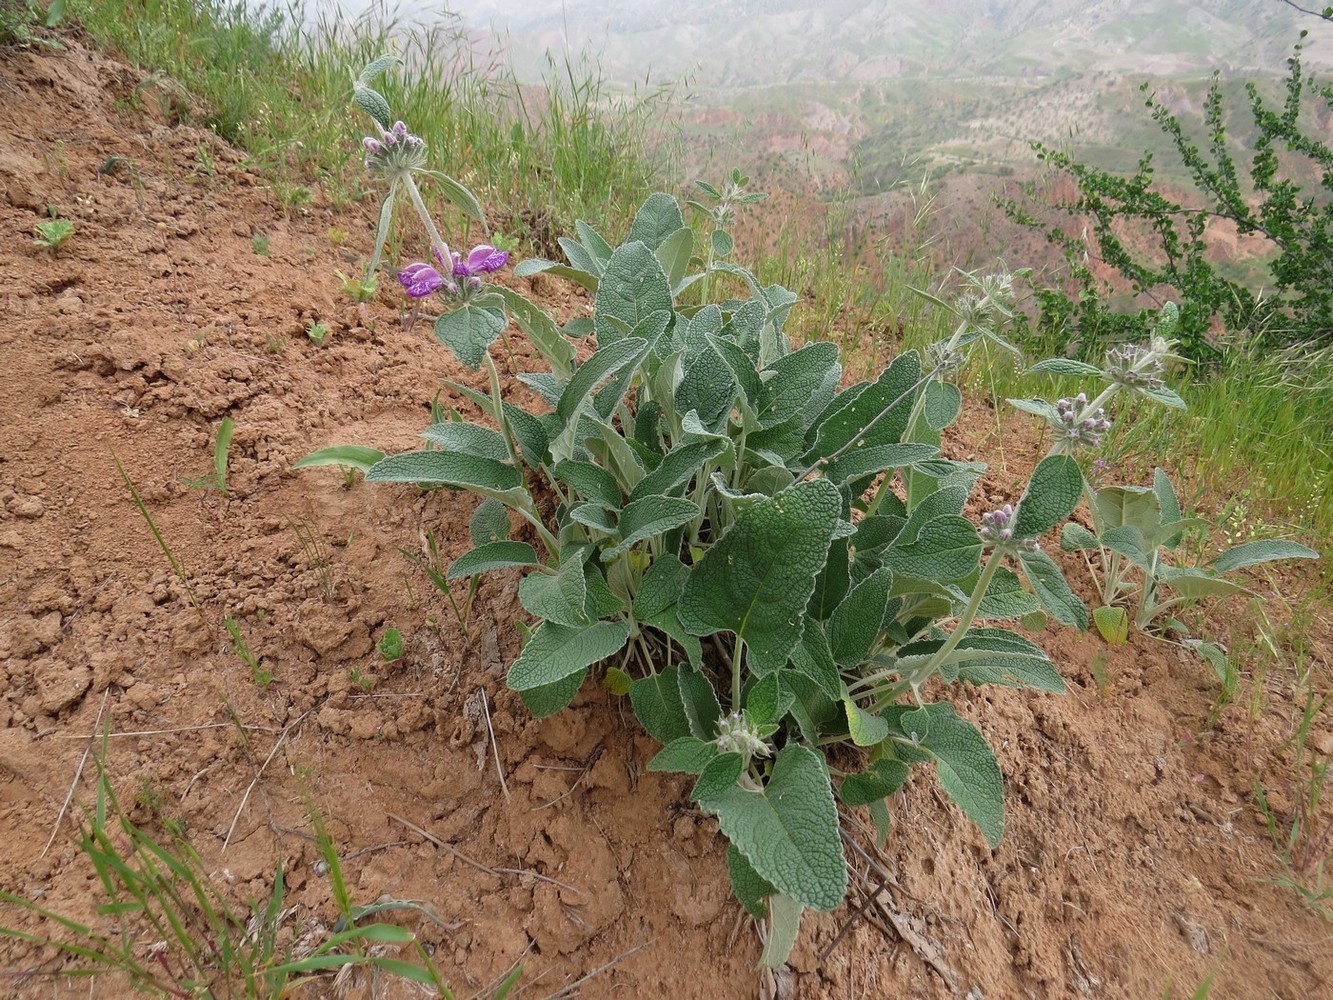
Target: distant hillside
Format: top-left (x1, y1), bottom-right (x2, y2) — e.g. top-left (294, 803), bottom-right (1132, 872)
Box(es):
top-left (463, 0), bottom-right (1333, 86)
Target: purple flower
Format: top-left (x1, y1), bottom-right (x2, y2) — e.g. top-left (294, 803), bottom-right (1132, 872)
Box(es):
top-left (453, 244), bottom-right (509, 277)
top-left (398, 262), bottom-right (445, 298)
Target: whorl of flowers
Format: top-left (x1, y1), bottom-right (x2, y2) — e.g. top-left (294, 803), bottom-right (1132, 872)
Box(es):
top-left (361, 120), bottom-right (428, 175)
top-left (978, 504), bottom-right (1040, 553)
top-left (928, 340), bottom-right (967, 377)
top-left (714, 711), bottom-right (772, 761)
top-left (1052, 392), bottom-right (1113, 449)
top-left (1104, 339), bottom-right (1168, 390)
top-left (397, 243), bottom-right (510, 300)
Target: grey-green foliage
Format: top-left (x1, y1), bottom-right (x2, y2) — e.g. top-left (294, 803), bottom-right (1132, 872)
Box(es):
top-left (323, 190), bottom-right (1095, 968)
top-left (1063, 466), bottom-right (1319, 632)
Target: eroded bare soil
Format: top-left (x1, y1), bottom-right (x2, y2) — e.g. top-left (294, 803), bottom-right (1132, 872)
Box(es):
top-left (2, 37), bottom-right (1331, 1000)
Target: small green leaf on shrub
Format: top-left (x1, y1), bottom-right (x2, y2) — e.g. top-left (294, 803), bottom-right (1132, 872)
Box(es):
top-left (1092, 605), bottom-right (1129, 645)
top-left (519, 668), bottom-right (588, 719)
top-left (1210, 539), bottom-right (1319, 574)
top-left (434, 304), bottom-right (507, 370)
top-left (604, 666), bottom-right (633, 696)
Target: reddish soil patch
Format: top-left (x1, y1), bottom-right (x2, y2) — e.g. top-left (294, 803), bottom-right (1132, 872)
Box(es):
top-left (2, 37), bottom-right (1331, 1000)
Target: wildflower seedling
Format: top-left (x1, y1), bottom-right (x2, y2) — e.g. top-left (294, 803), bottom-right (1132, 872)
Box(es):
top-left (305, 320), bottom-right (331, 345)
top-left (182, 416), bottom-right (235, 497)
top-left (378, 627), bottom-right (404, 663)
top-left (33, 217), bottom-right (74, 251)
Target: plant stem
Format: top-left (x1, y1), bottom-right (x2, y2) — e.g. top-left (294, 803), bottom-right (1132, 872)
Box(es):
top-left (402, 173), bottom-right (451, 268)
top-left (869, 550), bottom-right (1002, 712)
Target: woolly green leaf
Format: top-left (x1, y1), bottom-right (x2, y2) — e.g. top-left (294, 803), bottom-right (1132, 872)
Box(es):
top-left (679, 480), bottom-right (842, 673)
top-left (974, 566), bottom-right (1042, 619)
top-left (1211, 539), bottom-right (1320, 575)
top-left (518, 557), bottom-right (589, 627)
top-left (628, 193), bottom-right (686, 251)
top-left (1060, 522), bottom-right (1100, 552)
top-left (803, 351), bottom-right (921, 464)
top-left (678, 664), bottom-right (724, 739)
top-left (554, 460), bottom-right (623, 509)
top-left (1159, 567), bottom-right (1253, 600)
top-left (711, 229), bottom-right (734, 259)
top-left (603, 495), bottom-right (700, 561)
top-left (756, 341), bottom-right (841, 431)
top-left (837, 759), bottom-right (909, 808)
top-left (1092, 605), bottom-right (1129, 644)
top-left (697, 744), bottom-right (846, 911)
top-left (556, 338), bottom-right (648, 425)
top-left (293, 445), bottom-right (386, 473)
top-left (1093, 485), bottom-right (1162, 537)
top-left (633, 555), bottom-right (690, 618)
top-left (843, 698), bottom-right (890, 747)
top-left (506, 620), bottom-right (630, 692)
top-left (655, 227), bottom-right (694, 289)
top-left (366, 450), bottom-right (526, 503)
top-left (493, 285), bottom-right (574, 379)
top-left (825, 443), bottom-right (939, 486)
top-left (1012, 455), bottom-right (1083, 540)
top-left (923, 380), bottom-right (962, 431)
top-left (419, 422), bottom-right (509, 460)
top-left (1018, 549), bottom-right (1089, 629)
top-left (353, 85), bottom-right (391, 128)
top-left (512, 258), bottom-right (598, 293)
top-left (649, 736), bottom-right (718, 775)
top-left (418, 169), bottom-right (485, 225)
top-left (1025, 358), bottom-right (1103, 376)
top-left (828, 568), bottom-right (893, 666)
top-left (788, 621), bottom-right (846, 700)
top-left (691, 753), bottom-right (745, 802)
top-left (519, 668), bottom-right (587, 719)
top-left (575, 220), bottom-right (615, 266)
top-left (470, 498), bottom-right (512, 545)
top-left (446, 542), bottom-right (540, 580)
top-left (1139, 386), bottom-right (1187, 409)
top-left (629, 665), bottom-right (692, 744)
top-left (357, 55), bottom-right (398, 86)
top-left (727, 844), bottom-right (775, 921)
top-left (885, 702), bottom-right (1004, 847)
top-left (433, 304), bottom-right (506, 370)
top-left (595, 242), bottom-right (673, 344)
top-left (631, 438), bottom-right (727, 501)
top-left (884, 515), bottom-right (982, 581)
top-left (761, 894), bottom-right (804, 970)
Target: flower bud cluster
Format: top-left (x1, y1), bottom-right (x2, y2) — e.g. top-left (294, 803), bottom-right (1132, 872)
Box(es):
top-left (978, 504), bottom-right (1040, 552)
top-left (1104, 340), bottom-right (1167, 390)
top-left (927, 340), bottom-right (966, 377)
top-left (714, 711), bottom-right (772, 761)
top-left (1052, 392), bottom-right (1112, 448)
top-left (362, 120), bottom-right (428, 175)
